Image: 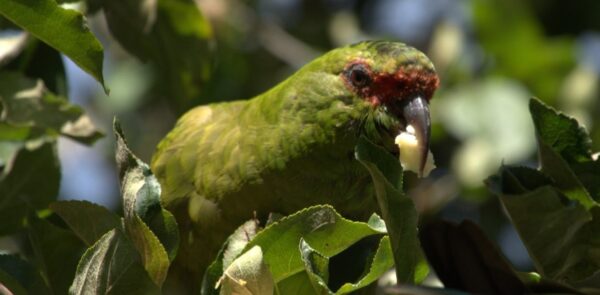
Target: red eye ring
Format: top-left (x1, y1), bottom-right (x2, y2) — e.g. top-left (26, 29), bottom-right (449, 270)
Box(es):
top-left (346, 64), bottom-right (371, 88)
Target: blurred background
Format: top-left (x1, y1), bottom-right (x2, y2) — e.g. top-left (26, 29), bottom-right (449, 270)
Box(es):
top-left (53, 0), bottom-right (599, 272)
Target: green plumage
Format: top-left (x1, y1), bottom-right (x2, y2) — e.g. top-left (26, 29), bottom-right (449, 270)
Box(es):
top-left (151, 41), bottom-right (436, 283)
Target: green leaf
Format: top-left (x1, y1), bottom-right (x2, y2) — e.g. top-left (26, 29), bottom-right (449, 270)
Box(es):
top-left (0, 136), bottom-right (25, 174)
top-left (355, 136), bottom-right (420, 284)
top-left (143, 208), bottom-right (180, 262)
top-left (300, 236), bottom-right (395, 295)
top-left (529, 98), bottom-right (600, 202)
top-left (0, 142), bottom-right (59, 234)
top-left (276, 272), bottom-right (321, 295)
top-left (99, 0), bottom-right (157, 63)
top-left (205, 213), bottom-right (390, 295)
top-left (336, 236), bottom-right (394, 294)
top-left (381, 285), bottom-right (471, 295)
top-left (114, 118), bottom-right (179, 286)
top-left (201, 220), bottom-right (259, 295)
top-left (222, 220), bottom-right (260, 272)
top-left (125, 216), bottom-right (171, 287)
top-left (486, 165), bottom-right (553, 196)
top-left (572, 160), bottom-right (600, 202)
top-left (487, 166), bottom-right (600, 286)
top-left (101, 0), bottom-right (213, 112)
top-left (240, 205), bottom-right (386, 284)
top-left (27, 215), bottom-right (86, 294)
top-left (299, 239), bottom-right (331, 295)
top-left (529, 98), bottom-right (596, 209)
top-left (202, 244), bottom-right (227, 295)
top-left (486, 99), bottom-right (600, 287)
top-left (69, 228), bottom-right (160, 295)
top-left (0, 0), bottom-right (106, 91)
top-left (218, 246), bottom-right (275, 295)
top-left (0, 72), bottom-right (103, 145)
top-left (50, 200), bottom-right (121, 246)
top-left (301, 239), bottom-right (330, 285)
top-left (0, 73), bottom-right (101, 235)
top-left (536, 140), bottom-right (595, 209)
top-left (529, 98), bottom-right (591, 162)
top-left (205, 205), bottom-right (390, 294)
top-left (0, 124), bottom-right (29, 141)
top-left (0, 254), bottom-right (50, 295)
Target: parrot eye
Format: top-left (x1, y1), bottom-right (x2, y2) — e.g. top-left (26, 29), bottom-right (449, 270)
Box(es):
top-left (346, 64), bottom-right (371, 88)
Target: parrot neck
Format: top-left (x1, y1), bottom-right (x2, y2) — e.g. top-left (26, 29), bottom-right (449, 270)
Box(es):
top-left (229, 79), bottom-right (379, 219)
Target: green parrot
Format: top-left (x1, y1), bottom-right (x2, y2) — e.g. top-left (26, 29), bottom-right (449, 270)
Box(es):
top-left (151, 40), bottom-right (439, 284)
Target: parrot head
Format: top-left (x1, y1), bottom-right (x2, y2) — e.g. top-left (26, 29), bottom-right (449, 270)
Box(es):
top-left (301, 41), bottom-right (439, 174)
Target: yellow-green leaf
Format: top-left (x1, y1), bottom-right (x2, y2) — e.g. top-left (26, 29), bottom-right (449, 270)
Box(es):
top-left (0, 0), bottom-right (106, 91)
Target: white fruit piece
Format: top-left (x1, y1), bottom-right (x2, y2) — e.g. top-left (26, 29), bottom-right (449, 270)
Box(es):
top-left (395, 125), bottom-right (435, 177)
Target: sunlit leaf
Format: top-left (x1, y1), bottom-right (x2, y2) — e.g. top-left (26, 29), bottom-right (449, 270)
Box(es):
top-left (0, 0), bottom-right (106, 90)
top-left (218, 246), bottom-right (275, 295)
top-left (529, 98), bottom-right (596, 208)
top-left (205, 209), bottom-right (391, 295)
top-left (201, 220), bottom-right (259, 295)
top-left (0, 29), bottom-right (27, 66)
top-left (0, 72), bottom-right (103, 145)
top-left (222, 220), bottom-right (260, 272)
top-left (114, 118), bottom-right (179, 285)
top-left (240, 205), bottom-right (386, 283)
top-left (530, 98), bottom-right (591, 162)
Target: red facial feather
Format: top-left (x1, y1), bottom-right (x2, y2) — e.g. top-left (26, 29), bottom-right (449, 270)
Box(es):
top-left (342, 61), bottom-right (440, 106)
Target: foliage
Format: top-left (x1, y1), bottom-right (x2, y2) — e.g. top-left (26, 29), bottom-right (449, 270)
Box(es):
top-left (100, 0), bottom-right (213, 113)
top-left (472, 0), bottom-right (575, 102)
top-left (202, 205), bottom-right (396, 295)
top-left (0, 0), bottom-right (105, 91)
top-left (1, 1), bottom-right (600, 295)
top-left (486, 99), bottom-right (600, 291)
top-left (0, 70), bottom-right (102, 235)
top-left (355, 136), bottom-right (422, 284)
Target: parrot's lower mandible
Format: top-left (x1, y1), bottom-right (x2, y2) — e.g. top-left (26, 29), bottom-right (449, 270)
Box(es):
top-left (151, 41), bottom-right (439, 283)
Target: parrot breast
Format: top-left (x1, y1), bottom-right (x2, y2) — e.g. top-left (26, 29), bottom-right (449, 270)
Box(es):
top-left (151, 40), bottom-right (439, 285)
top-left (151, 82), bottom-right (377, 281)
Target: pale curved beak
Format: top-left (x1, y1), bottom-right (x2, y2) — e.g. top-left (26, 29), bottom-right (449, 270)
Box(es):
top-left (402, 95), bottom-right (431, 176)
